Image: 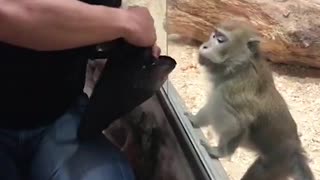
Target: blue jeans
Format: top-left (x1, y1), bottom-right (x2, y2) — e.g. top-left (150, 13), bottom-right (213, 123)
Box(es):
top-left (0, 93), bottom-right (135, 180)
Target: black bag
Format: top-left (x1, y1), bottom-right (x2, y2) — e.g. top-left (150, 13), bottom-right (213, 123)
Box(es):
top-left (76, 0), bottom-right (177, 140)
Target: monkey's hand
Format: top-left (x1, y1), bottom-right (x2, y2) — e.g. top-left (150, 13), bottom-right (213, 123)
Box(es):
top-left (200, 140), bottom-right (224, 159)
top-left (184, 112), bottom-right (200, 128)
top-left (183, 111), bottom-right (193, 118)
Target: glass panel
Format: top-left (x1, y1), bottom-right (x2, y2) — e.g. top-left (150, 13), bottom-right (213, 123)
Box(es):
top-left (86, 1), bottom-right (227, 179)
top-left (164, 0), bottom-right (320, 180)
top-left (121, 0), bottom-right (227, 180)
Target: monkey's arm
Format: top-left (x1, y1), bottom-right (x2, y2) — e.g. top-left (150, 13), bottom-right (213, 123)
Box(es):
top-left (202, 102), bottom-right (245, 159)
top-left (184, 103), bottom-right (214, 128)
top-left (185, 94), bottom-right (245, 158)
top-left (202, 86), bottom-right (261, 159)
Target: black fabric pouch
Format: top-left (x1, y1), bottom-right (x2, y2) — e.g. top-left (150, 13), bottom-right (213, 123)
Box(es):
top-left (78, 38), bottom-right (177, 140)
top-left (77, 1), bottom-right (177, 140)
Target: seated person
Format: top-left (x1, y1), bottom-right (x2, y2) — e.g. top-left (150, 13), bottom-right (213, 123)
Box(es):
top-left (0, 1), bottom-right (160, 180)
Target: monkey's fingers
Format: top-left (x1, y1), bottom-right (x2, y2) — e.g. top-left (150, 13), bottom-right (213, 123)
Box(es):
top-left (200, 139), bottom-right (211, 149)
top-left (183, 112), bottom-right (199, 128)
top-left (190, 120), bottom-right (200, 128)
top-left (183, 111), bottom-right (195, 120)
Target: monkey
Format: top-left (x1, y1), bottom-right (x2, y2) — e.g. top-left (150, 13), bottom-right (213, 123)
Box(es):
top-left (185, 20), bottom-right (315, 180)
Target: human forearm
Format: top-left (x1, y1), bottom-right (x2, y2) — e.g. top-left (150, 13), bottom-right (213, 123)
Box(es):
top-left (0, 0), bottom-right (129, 51)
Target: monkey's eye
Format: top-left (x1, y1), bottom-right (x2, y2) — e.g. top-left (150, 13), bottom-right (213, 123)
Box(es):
top-left (214, 30), bottom-right (227, 43)
top-left (217, 36), bottom-right (226, 43)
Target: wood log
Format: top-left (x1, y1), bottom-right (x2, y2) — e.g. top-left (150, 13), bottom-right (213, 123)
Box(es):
top-left (166, 0), bottom-right (320, 68)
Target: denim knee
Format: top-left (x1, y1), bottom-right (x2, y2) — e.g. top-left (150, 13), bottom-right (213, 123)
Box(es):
top-left (35, 140), bottom-right (135, 180)
top-left (62, 153), bottom-right (133, 180)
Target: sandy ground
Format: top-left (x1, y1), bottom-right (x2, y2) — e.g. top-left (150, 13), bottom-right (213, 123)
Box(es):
top-left (167, 39), bottom-right (320, 180)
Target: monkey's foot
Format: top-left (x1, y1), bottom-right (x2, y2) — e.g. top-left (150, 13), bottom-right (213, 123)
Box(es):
top-left (200, 140), bottom-right (223, 159)
top-left (226, 155), bottom-right (233, 162)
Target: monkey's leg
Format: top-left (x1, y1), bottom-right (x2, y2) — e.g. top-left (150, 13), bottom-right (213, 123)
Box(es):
top-left (291, 152), bottom-right (315, 180)
top-left (241, 156), bottom-right (290, 180)
top-left (200, 129), bottom-right (244, 158)
top-left (241, 157), bottom-right (266, 180)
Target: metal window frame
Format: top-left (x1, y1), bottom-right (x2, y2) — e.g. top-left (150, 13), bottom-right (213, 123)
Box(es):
top-left (156, 80), bottom-right (229, 180)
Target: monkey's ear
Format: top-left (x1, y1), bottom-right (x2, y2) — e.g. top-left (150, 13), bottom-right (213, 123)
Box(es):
top-left (247, 37), bottom-right (261, 54)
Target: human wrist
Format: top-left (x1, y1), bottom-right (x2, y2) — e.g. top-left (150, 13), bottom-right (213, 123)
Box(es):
top-left (102, 7), bottom-right (131, 40)
top-left (86, 6), bottom-right (127, 42)
top-left (113, 8), bottom-right (132, 40)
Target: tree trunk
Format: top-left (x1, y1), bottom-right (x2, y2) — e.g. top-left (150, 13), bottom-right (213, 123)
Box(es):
top-left (166, 0), bottom-right (320, 68)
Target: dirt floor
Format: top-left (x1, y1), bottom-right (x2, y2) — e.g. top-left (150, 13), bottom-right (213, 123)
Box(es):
top-left (167, 38), bottom-right (320, 180)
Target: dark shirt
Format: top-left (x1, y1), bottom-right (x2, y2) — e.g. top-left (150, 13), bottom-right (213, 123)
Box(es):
top-left (0, 0), bottom-right (122, 130)
top-left (0, 42), bottom-right (91, 129)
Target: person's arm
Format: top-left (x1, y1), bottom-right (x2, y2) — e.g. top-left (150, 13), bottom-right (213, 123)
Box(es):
top-left (0, 0), bottom-right (155, 51)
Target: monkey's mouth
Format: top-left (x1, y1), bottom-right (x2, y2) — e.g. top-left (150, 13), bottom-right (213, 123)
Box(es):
top-left (198, 54), bottom-right (213, 66)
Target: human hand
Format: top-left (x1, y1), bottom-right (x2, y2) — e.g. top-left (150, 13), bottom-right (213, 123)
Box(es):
top-left (152, 45), bottom-right (161, 58)
top-left (122, 6), bottom-right (157, 47)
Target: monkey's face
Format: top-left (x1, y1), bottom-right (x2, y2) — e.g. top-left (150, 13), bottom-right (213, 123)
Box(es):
top-left (199, 26), bottom-right (261, 71)
top-left (198, 30), bottom-right (231, 65)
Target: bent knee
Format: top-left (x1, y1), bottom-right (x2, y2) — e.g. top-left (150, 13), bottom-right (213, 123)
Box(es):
top-left (78, 157), bottom-right (135, 180)
top-left (50, 146), bottom-right (135, 180)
